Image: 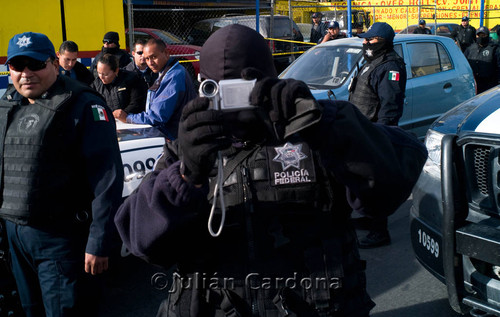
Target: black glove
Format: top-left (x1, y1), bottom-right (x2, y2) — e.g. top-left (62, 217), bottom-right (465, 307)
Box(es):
top-left (178, 97), bottom-right (231, 184)
top-left (249, 77), bottom-right (322, 141)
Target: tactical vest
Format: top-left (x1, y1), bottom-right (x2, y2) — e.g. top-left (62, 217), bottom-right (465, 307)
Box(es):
top-left (162, 138), bottom-right (374, 316)
top-left (0, 77), bottom-right (102, 226)
top-left (349, 51), bottom-right (404, 122)
top-left (466, 43), bottom-right (499, 79)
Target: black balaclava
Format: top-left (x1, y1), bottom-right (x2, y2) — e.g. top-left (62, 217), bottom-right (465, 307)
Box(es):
top-left (200, 24), bottom-right (277, 81)
top-left (477, 36), bottom-right (490, 47)
top-left (362, 38), bottom-right (392, 62)
top-left (199, 24), bottom-right (278, 142)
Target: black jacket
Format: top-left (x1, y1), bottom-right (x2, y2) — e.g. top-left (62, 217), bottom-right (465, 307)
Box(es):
top-left (451, 25), bottom-right (477, 52)
top-left (91, 69), bottom-right (147, 114)
top-left (413, 27), bottom-right (432, 35)
top-left (124, 61), bottom-right (158, 88)
top-left (60, 61), bottom-right (94, 86)
top-left (464, 39), bottom-right (500, 93)
top-left (310, 22), bottom-right (328, 44)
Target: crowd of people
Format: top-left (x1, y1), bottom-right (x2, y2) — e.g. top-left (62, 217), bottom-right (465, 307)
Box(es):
top-left (3, 14), bottom-right (498, 316)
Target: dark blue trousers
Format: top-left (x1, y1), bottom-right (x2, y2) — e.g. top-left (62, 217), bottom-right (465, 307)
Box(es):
top-left (5, 220), bottom-right (98, 317)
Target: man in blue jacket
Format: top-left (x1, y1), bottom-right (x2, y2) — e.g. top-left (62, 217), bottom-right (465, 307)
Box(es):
top-left (114, 38), bottom-right (196, 140)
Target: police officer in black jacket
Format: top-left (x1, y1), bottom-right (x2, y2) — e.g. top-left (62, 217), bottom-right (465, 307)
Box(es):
top-left (451, 16), bottom-right (477, 52)
top-left (464, 26), bottom-right (500, 94)
top-left (91, 53), bottom-right (147, 116)
top-left (57, 40), bottom-right (94, 86)
top-left (114, 24), bottom-right (427, 317)
top-left (90, 31), bottom-right (131, 78)
top-left (310, 12), bottom-right (328, 44)
top-left (1, 32), bottom-right (123, 317)
top-left (348, 22), bottom-right (407, 248)
top-left (413, 20), bottom-right (432, 34)
top-left (124, 38), bottom-right (158, 88)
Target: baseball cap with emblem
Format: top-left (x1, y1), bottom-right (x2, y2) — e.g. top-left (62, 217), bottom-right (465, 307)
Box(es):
top-left (419, 19), bottom-right (426, 25)
top-left (462, 16), bottom-right (470, 21)
top-left (476, 26), bottom-right (490, 36)
top-left (312, 12), bottom-right (321, 18)
top-left (358, 22), bottom-right (395, 42)
top-left (6, 32), bottom-right (55, 63)
top-left (328, 21), bottom-right (340, 29)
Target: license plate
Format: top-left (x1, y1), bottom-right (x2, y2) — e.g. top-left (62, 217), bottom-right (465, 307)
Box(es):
top-left (410, 216), bottom-right (444, 278)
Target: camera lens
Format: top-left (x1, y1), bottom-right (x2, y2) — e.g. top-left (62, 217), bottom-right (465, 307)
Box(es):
top-left (200, 80), bottom-right (218, 98)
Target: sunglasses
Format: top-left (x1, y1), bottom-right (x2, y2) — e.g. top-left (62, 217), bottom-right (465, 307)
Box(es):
top-left (8, 58), bottom-right (51, 72)
top-left (135, 51), bottom-right (143, 55)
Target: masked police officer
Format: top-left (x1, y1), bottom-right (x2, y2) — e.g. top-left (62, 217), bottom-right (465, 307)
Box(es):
top-left (115, 24), bottom-right (426, 317)
top-left (348, 22), bottom-right (407, 248)
top-left (0, 32), bottom-right (123, 317)
top-left (464, 26), bottom-right (500, 94)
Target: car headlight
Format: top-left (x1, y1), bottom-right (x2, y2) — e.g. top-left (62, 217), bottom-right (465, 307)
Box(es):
top-left (423, 129), bottom-right (444, 178)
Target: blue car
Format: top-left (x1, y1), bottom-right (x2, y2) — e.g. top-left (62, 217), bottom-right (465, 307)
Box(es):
top-left (279, 34), bottom-right (475, 139)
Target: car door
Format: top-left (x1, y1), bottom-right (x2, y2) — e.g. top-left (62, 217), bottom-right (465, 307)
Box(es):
top-left (404, 39), bottom-right (463, 139)
top-left (393, 43), bottom-right (413, 132)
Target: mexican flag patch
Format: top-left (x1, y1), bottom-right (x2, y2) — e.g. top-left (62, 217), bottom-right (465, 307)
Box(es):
top-left (388, 71), bottom-right (400, 81)
top-left (91, 105), bottom-right (109, 122)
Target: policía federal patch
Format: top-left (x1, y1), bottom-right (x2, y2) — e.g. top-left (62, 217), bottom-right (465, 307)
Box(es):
top-left (91, 105), bottom-right (109, 122)
top-left (268, 142), bottom-right (316, 186)
top-left (388, 70), bottom-right (400, 81)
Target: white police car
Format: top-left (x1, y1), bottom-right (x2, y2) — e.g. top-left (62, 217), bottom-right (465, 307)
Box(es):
top-left (280, 34), bottom-right (476, 139)
top-left (115, 121), bottom-right (165, 197)
top-left (411, 86), bottom-right (500, 316)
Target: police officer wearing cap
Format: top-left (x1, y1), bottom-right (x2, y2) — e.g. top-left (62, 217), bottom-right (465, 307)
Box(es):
top-left (310, 12), bottom-right (329, 44)
top-left (320, 21), bottom-right (347, 43)
top-left (413, 19), bottom-right (432, 34)
top-left (90, 31), bottom-right (132, 78)
top-left (0, 32), bottom-right (123, 316)
top-left (464, 26), bottom-right (500, 94)
top-left (451, 16), bottom-right (477, 52)
top-left (115, 24), bottom-right (426, 317)
top-left (348, 22), bottom-right (407, 248)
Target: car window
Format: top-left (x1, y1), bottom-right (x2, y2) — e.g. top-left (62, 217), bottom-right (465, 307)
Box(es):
top-left (132, 31), bottom-right (152, 42)
top-left (152, 30), bottom-right (184, 45)
top-left (436, 25), bottom-right (451, 33)
top-left (408, 42), bottom-right (453, 77)
top-left (394, 44), bottom-right (403, 59)
top-left (400, 26), bottom-right (417, 34)
top-left (281, 45), bottom-right (363, 89)
top-left (188, 22), bottom-right (213, 46)
top-left (213, 20), bottom-right (237, 33)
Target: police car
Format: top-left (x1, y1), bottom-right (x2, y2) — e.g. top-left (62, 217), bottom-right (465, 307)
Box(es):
top-left (280, 34), bottom-right (476, 139)
top-left (411, 86), bottom-right (500, 316)
top-left (115, 121), bottom-right (165, 197)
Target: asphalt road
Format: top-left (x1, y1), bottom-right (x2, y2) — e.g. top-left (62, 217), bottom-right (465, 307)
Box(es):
top-left (358, 199), bottom-right (463, 317)
top-left (97, 197), bottom-right (465, 317)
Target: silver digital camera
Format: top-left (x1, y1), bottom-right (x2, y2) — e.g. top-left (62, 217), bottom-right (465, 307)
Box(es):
top-left (199, 78), bottom-right (257, 111)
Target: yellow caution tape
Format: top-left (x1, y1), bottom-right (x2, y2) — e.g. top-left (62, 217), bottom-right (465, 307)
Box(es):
top-left (265, 38), bottom-right (316, 46)
top-left (178, 59), bottom-right (199, 64)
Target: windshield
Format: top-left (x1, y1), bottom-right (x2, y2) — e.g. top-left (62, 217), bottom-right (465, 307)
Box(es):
top-left (152, 30), bottom-right (186, 45)
top-left (280, 45), bottom-right (363, 89)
